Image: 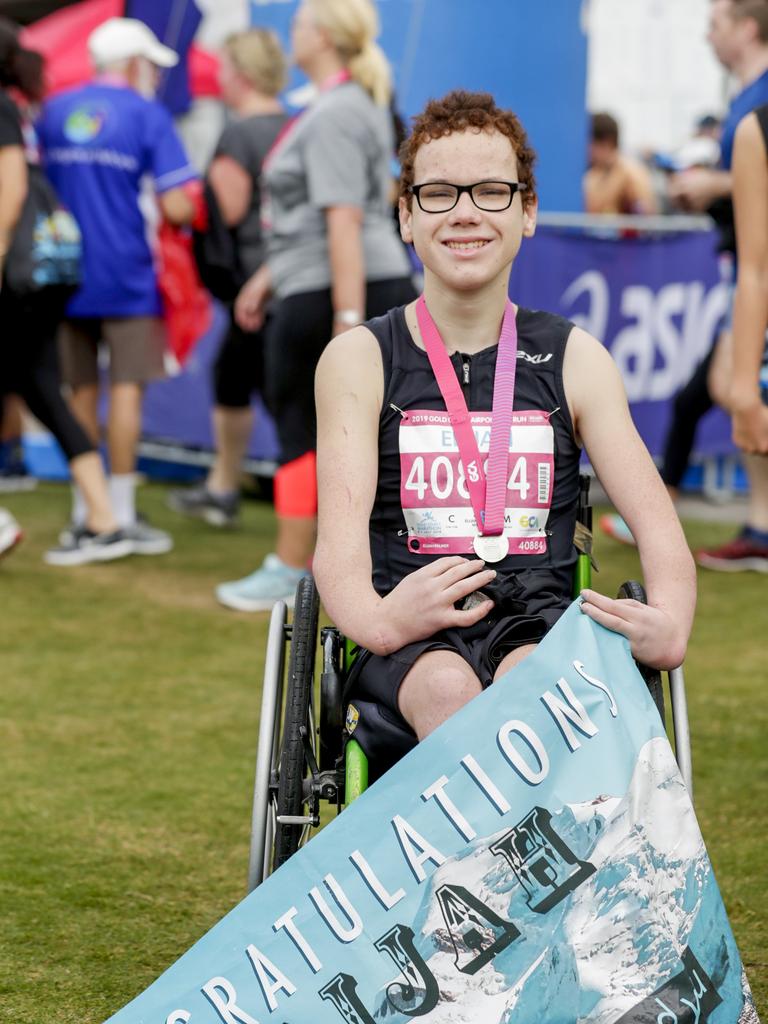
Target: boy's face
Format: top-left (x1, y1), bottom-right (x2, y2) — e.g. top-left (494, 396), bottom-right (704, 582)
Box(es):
top-left (399, 128), bottom-right (537, 293)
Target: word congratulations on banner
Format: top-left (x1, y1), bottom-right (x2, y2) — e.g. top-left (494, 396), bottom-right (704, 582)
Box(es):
top-left (105, 602), bottom-right (757, 1024)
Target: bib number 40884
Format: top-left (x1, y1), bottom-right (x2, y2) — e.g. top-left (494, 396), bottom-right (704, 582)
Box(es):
top-left (404, 455), bottom-right (532, 503)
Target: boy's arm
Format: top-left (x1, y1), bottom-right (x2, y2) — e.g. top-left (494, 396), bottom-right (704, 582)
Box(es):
top-left (313, 328), bottom-right (497, 656)
top-left (563, 328), bottom-right (696, 669)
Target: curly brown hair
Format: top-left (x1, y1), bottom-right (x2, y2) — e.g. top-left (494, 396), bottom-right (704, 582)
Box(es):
top-left (399, 90), bottom-right (537, 208)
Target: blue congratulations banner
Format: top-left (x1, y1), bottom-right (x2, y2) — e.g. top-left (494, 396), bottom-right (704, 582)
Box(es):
top-left (103, 602), bottom-right (756, 1024)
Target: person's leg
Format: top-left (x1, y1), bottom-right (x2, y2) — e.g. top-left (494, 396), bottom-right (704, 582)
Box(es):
top-left (397, 649), bottom-right (483, 740)
top-left (168, 317), bottom-right (257, 526)
top-left (660, 343), bottom-right (716, 495)
top-left (59, 319), bottom-right (102, 525)
top-left (107, 381), bottom-right (142, 477)
top-left (274, 451), bottom-right (317, 568)
top-left (696, 329), bottom-right (768, 569)
top-left (19, 314), bottom-right (116, 533)
top-left (0, 395), bottom-right (23, 444)
top-left (103, 318), bottom-right (171, 554)
top-left (602, 342), bottom-right (717, 546)
top-left (12, 301), bottom-right (131, 564)
top-left (67, 384), bottom-right (100, 444)
top-left (744, 454), bottom-right (768, 531)
top-left (0, 394), bottom-right (34, 487)
top-left (208, 317), bottom-right (261, 495)
top-left (493, 643), bottom-right (539, 679)
top-left (68, 452), bottom-right (120, 533)
top-left (208, 406), bottom-right (254, 493)
top-left (269, 292), bottom-right (332, 569)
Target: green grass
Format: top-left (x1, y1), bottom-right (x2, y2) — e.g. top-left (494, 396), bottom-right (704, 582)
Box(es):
top-left (0, 483), bottom-right (765, 1021)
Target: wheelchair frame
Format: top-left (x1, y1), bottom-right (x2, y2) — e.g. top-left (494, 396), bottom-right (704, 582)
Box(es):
top-left (247, 478), bottom-right (692, 892)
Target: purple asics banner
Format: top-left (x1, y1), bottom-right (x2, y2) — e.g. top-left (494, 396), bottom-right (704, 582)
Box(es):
top-left (142, 229), bottom-right (732, 465)
top-left (509, 227), bottom-right (733, 458)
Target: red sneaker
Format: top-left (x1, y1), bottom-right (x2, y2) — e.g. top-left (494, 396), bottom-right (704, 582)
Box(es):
top-left (695, 531), bottom-right (768, 572)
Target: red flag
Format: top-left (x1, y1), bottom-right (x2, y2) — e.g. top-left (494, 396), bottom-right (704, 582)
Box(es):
top-left (20, 0), bottom-right (124, 97)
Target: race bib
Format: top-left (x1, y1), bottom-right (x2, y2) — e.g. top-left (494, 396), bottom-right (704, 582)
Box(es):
top-left (399, 409), bottom-right (554, 556)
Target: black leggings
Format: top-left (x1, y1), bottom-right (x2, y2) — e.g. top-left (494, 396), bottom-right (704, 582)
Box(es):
top-left (0, 289), bottom-right (94, 461)
top-left (265, 277), bottom-right (417, 464)
top-left (659, 345), bottom-right (714, 489)
top-left (212, 312), bottom-right (266, 408)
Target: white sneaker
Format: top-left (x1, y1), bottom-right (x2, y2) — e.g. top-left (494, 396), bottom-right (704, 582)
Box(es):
top-left (215, 554), bottom-right (308, 612)
top-left (0, 508), bottom-right (23, 560)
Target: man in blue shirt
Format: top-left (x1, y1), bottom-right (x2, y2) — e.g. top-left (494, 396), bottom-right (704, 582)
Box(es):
top-left (38, 17), bottom-right (197, 554)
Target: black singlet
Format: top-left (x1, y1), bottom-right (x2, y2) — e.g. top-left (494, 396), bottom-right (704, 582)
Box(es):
top-left (363, 304), bottom-right (582, 614)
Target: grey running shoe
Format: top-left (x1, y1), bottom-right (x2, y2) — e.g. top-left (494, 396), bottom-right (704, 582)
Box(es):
top-left (167, 485), bottom-right (239, 527)
top-left (45, 528), bottom-right (133, 566)
top-left (124, 517), bottom-right (173, 555)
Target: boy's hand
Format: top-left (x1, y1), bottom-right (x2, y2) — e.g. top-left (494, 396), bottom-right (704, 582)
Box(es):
top-left (377, 557), bottom-right (496, 654)
top-left (579, 589), bottom-right (686, 671)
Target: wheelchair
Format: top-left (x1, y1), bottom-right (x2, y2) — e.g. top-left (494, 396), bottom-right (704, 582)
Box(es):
top-left (246, 476), bottom-right (692, 892)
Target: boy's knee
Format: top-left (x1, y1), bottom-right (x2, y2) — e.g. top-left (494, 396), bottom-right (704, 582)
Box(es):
top-left (397, 652), bottom-right (481, 733)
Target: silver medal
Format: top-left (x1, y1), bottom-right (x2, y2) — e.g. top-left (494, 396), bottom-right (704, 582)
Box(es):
top-left (473, 533), bottom-right (509, 562)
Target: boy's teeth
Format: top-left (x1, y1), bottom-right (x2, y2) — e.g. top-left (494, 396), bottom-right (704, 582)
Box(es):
top-left (446, 240), bottom-right (487, 249)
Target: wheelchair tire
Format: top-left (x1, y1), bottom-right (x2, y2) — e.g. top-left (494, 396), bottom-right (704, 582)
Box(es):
top-left (617, 580), bottom-right (666, 724)
top-left (274, 575), bottom-right (320, 869)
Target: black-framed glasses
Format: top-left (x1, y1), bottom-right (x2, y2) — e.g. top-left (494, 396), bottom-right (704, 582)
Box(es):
top-left (409, 180), bottom-right (528, 213)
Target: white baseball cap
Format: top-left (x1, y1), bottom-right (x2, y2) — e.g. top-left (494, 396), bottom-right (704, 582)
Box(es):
top-left (88, 17), bottom-right (179, 69)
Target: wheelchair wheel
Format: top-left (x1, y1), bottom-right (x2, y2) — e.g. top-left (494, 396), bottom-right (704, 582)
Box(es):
top-left (617, 580), bottom-right (665, 724)
top-left (273, 575), bottom-right (320, 869)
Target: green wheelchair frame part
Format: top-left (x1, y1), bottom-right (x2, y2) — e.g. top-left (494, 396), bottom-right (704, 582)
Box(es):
top-left (343, 636), bottom-right (368, 804)
top-left (342, 552), bottom-right (593, 807)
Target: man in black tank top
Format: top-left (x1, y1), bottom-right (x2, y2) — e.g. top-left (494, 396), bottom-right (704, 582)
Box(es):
top-left (314, 91), bottom-right (696, 776)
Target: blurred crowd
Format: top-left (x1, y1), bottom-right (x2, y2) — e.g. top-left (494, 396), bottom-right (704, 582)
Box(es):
top-left (1, 0), bottom-right (768, 602)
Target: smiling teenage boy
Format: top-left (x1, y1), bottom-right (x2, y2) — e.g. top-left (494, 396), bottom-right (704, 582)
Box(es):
top-left (313, 91), bottom-right (696, 773)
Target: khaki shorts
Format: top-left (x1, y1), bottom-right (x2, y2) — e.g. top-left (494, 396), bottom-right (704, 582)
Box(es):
top-left (58, 317), bottom-right (166, 387)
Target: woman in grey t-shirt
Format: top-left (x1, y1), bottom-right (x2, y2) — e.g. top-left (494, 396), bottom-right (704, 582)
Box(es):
top-left (218, 0), bottom-right (415, 613)
top-left (168, 30), bottom-right (287, 529)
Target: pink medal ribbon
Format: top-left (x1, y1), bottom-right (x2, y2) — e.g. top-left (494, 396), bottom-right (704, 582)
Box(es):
top-left (415, 295), bottom-right (519, 562)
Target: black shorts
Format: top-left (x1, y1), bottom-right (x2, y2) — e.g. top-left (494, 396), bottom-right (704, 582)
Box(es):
top-left (344, 595), bottom-right (570, 780)
top-left (212, 313), bottom-right (266, 408)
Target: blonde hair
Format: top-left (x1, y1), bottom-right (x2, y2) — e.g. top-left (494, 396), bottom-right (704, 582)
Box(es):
top-left (307, 0), bottom-right (391, 106)
top-left (224, 29), bottom-right (287, 97)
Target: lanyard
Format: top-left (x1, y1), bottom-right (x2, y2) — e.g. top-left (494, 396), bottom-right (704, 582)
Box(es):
top-left (415, 295), bottom-right (518, 547)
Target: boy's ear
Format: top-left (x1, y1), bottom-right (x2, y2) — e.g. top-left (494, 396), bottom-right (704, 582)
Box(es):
top-left (399, 195), bottom-right (413, 244)
top-left (522, 197), bottom-right (538, 238)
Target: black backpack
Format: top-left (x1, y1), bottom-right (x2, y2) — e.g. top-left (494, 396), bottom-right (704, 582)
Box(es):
top-left (192, 180), bottom-right (246, 303)
top-left (5, 165), bottom-right (81, 296)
